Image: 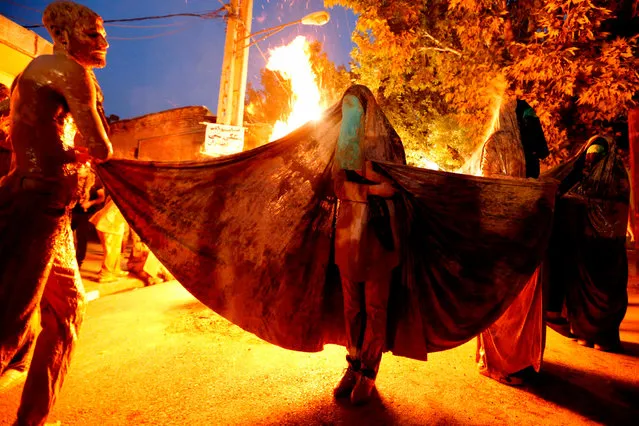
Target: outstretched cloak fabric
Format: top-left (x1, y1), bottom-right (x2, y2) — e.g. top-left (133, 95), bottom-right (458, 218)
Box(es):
top-left (97, 86), bottom-right (557, 360)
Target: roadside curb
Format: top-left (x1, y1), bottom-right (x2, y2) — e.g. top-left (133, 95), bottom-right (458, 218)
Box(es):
top-left (86, 290), bottom-right (100, 302)
top-left (81, 276), bottom-right (146, 303)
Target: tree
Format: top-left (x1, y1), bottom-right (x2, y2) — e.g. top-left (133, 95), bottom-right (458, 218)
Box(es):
top-left (325, 0), bottom-right (639, 169)
top-left (244, 39), bottom-right (351, 148)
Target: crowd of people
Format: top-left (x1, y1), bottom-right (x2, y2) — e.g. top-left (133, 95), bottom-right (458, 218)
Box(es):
top-left (0, 1), bottom-right (632, 425)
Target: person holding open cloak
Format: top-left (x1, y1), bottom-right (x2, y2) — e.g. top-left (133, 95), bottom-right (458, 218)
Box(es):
top-left (331, 85), bottom-right (406, 405)
top-left (476, 95), bottom-right (549, 385)
top-left (0, 2), bottom-right (112, 423)
top-left (546, 135), bottom-right (629, 352)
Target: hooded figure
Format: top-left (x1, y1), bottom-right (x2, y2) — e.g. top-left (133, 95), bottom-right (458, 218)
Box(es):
top-left (516, 100), bottom-right (550, 178)
top-left (331, 86), bottom-right (406, 404)
top-left (545, 135), bottom-right (629, 352)
top-left (476, 96), bottom-right (548, 385)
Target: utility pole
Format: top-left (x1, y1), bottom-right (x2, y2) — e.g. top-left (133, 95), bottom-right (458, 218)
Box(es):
top-left (217, 0), bottom-right (253, 128)
top-left (206, 4), bottom-right (328, 156)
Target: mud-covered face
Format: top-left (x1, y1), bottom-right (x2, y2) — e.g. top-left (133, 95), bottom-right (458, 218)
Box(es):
top-left (66, 18), bottom-right (108, 69)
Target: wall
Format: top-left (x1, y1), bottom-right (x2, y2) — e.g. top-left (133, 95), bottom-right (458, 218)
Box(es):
top-left (0, 15), bottom-right (53, 88)
top-left (109, 106), bottom-right (213, 161)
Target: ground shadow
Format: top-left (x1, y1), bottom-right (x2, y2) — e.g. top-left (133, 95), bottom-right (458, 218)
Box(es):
top-left (620, 340), bottom-right (639, 357)
top-left (523, 361), bottom-right (638, 425)
top-left (266, 388), bottom-right (401, 425)
top-left (267, 388), bottom-right (459, 426)
top-left (548, 322), bottom-right (639, 358)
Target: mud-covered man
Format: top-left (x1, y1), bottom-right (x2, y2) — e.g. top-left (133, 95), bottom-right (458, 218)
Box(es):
top-left (0, 1), bottom-right (112, 424)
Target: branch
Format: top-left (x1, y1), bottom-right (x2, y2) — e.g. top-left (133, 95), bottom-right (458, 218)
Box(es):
top-left (421, 47), bottom-right (463, 56)
top-left (420, 31), bottom-right (462, 57)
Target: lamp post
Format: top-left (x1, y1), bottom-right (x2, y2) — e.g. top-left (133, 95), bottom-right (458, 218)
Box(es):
top-left (216, 4), bottom-right (330, 130)
top-left (245, 11), bottom-right (330, 48)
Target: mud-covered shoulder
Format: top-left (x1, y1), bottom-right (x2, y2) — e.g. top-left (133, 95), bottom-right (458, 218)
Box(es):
top-left (20, 54), bottom-right (90, 86)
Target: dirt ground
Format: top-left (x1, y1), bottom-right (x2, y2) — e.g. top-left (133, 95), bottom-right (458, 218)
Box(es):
top-left (1, 281), bottom-right (637, 426)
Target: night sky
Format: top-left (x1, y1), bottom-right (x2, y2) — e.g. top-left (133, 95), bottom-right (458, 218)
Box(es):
top-left (0, 0), bottom-right (356, 119)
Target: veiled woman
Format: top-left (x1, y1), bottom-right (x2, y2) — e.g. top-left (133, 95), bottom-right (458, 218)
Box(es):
top-left (546, 135), bottom-right (629, 352)
top-left (476, 95), bottom-right (549, 384)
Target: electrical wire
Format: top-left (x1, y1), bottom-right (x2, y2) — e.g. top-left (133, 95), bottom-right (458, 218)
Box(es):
top-left (22, 6), bottom-right (228, 29)
top-left (105, 21), bottom-right (187, 29)
top-left (236, 18), bottom-right (291, 97)
top-left (0, 0), bottom-right (41, 14)
top-left (108, 27), bottom-right (190, 41)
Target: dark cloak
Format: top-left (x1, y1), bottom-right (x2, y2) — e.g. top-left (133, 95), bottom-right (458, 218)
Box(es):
top-left (97, 86), bottom-right (557, 359)
top-left (543, 137), bottom-right (629, 346)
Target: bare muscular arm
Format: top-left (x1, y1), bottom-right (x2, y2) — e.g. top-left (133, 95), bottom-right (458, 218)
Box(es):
top-left (52, 57), bottom-right (112, 162)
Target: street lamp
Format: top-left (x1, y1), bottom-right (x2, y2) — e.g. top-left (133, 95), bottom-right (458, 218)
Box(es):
top-left (216, 4), bottom-right (331, 133)
top-left (245, 11), bottom-right (330, 48)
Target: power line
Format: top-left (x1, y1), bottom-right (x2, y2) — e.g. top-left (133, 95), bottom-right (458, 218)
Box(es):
top-left (0, 0), bottom-right (41, 14)
top-left (105, 21), bottom-right (187, 29)
top-left (109, 27), bottom-right (190, 41)
top-left (22, 6), bottom-right (228, 29)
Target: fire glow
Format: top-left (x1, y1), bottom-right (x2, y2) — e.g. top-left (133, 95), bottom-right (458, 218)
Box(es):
top-left (266, 36), bottom-right (325, 141)
top-left (62, 115), bottom-right (77, 149)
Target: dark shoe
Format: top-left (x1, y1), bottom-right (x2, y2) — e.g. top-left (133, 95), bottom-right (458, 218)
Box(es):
top-left (594, 342), bottom-right (623, 353)
top-left (350, 375), bottom-right (375, 405)
top-left (500, 375), bottom-right (524, 386)
top-left (334, 367), bottom-right (360, 399)
top-left (480, 366), bottom-right (535, 386)
top-left (577, 339), bottom-right (594, 348)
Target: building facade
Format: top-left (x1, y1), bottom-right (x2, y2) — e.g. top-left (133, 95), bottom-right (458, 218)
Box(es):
top-left (0, 15), bottom-right (52, 89)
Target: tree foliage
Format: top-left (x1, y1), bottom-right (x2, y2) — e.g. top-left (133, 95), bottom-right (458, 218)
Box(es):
top-left (244, 40), bottom-right (351, 148)
top-left (325, 0), bottom-right (639, 169)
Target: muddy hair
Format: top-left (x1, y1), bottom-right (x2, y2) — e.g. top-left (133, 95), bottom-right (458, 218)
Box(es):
top-left (0, 83), bottom-right (8, 102)
top-left (42, 1), bottom-right (101, 42)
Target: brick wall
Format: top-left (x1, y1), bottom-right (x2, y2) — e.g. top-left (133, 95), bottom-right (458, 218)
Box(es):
top-left (109, 106), bottom-right (213, 161)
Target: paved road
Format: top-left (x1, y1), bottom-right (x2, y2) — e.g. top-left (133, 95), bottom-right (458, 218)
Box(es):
top-left (1, 282), bottom-right (638, 425)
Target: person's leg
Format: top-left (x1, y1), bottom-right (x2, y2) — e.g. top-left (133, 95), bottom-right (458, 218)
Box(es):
top-left (351, 272), bottom-right (392, 404)
top-left (97, 231), bottom-right (124, 282)
top-left (0, 205), bottom-right (60, 375)
top-left (121, 223), bottom-right (130, 255)
top-left (17, 227), bottom-right (85, 426)
top-left (6, 312), bottom-right (39, 372)
top-left (334, 276), bottom-right (364, 398)
top-left (74, 214), bottom-right (90, 267)
top-left (0, 312), bottom-right (39, 393)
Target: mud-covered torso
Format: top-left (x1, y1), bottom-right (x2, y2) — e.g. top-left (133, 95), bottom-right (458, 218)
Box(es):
top-left (4, 56), bottom-right (83, 207)
top-left (10, 69), bottom-right (78, 179)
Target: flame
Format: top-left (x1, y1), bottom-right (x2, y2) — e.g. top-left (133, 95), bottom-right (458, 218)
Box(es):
top-left (61, 114), bottom-right (77, 149)
top-left (418, 157), bottom-right (440, 170)
top-left (266, 36), bottom-right (324, 141)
